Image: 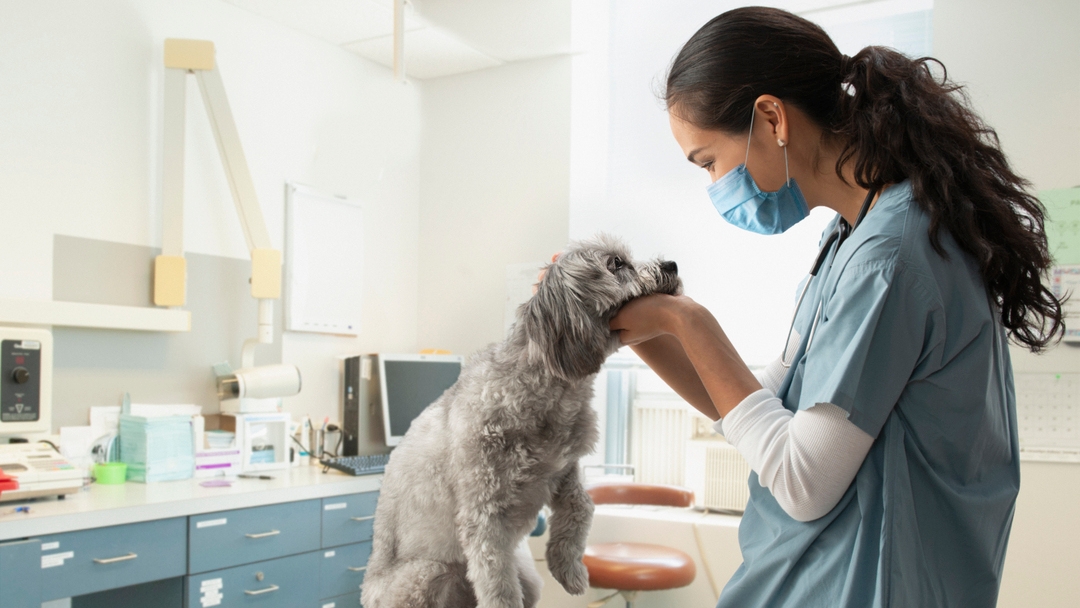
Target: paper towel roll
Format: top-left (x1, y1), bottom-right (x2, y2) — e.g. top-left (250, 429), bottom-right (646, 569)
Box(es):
top-left (234, 364), bottom-right (302, 399)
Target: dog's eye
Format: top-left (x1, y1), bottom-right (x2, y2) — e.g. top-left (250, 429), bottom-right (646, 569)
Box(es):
top-left (612, 257), bottom-right (624, 271)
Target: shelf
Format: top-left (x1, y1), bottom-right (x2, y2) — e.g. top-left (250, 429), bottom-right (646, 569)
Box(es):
top-left (0, 299), bottom-right (190, 332)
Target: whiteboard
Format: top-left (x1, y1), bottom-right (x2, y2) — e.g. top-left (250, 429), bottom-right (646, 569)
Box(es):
top-left (284, 183), bottom-right (363, 336)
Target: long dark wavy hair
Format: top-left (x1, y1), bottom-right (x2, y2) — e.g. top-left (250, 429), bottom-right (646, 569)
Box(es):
top-left (666, 6), bottom-right (1064, 352)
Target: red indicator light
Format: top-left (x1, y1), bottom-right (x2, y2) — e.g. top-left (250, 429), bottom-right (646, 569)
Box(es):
top-left (14, 356), bottom-right (24, 365)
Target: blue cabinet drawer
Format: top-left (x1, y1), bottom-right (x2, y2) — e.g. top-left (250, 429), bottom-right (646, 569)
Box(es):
top-left (189, 499), bottom-right (321, 574)
top-left (318, 590), bottom-right (361, 608)
top-left (0, 539), bottom-right (42, 608)
top-left (321, 492), bottom-right (378, 548)
top-left (319, 541), bottom-right (370, 600)
top-left (185, 550), bottom-right (319, 608)
top-left (38, 518), bottom-right (187, 601)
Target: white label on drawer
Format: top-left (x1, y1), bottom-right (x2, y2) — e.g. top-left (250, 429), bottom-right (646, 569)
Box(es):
top-left (324, 550), bottom-right (336, 558)
top-left (41, 551), bottom-right (73, 569)
top-left (200, 578), bottom-right (223, 607)
top-left (325, 502), bottom-right (347, 511)
top-left (196, 518), bottom-right (228, 528)
top-left (41, 542), bottom-right (59, 551)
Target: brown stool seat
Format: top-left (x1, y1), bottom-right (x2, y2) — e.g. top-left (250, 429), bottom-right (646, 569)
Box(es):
top-left (583, 542), bottom-right (697, 591)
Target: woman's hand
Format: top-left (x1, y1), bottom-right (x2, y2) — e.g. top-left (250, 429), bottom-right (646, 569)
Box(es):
top-left (533, 252), bottom-right (560, 295)
top-left (613, 294), bottom-right (760, 418)
top-left (609, 294), bottom-right (686, 345)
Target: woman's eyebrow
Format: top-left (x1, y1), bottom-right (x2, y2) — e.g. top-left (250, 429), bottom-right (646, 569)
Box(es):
top-left (687, 147), bottom-right (707, 165)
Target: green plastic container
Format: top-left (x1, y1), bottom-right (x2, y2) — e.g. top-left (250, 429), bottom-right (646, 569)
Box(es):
top-left (94, 462), bottom-right (128, 484)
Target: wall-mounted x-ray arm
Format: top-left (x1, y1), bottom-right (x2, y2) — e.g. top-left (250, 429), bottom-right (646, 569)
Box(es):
top-left (156, 39), bottom-right (285, 373)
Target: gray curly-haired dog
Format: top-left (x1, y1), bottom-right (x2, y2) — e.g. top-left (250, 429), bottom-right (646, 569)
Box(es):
top-left (361, 236), bottom-right (682, 608)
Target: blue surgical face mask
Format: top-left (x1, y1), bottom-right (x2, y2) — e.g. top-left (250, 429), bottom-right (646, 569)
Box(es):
top-left (706, 110), bottom-right (809, 235)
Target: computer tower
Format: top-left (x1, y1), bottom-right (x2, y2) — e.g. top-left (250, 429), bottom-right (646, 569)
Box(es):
top-left (340, 354), bottom-right (387, 456)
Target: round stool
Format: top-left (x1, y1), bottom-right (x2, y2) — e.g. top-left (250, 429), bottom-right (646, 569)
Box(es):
top-left (584, 541), bottom-right (696, 590)
top-left (584, 483), bottom-right (698, 608)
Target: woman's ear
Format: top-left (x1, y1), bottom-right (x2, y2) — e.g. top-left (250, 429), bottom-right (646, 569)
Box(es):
top-left (755, 94), bottom-right (788, 146)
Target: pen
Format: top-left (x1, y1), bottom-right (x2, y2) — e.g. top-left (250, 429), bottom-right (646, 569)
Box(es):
top-left (238, 474), bottom-right (275, 480)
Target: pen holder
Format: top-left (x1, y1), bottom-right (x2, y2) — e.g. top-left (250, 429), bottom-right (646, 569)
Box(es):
top-left (310, 428), bottom-right (326, 459)
top-left (94, 462), bottom-right (127, 485)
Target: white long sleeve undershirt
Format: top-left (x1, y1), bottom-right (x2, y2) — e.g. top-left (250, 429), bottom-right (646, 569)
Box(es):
top-left (716, 361), bottom-right (874, 522)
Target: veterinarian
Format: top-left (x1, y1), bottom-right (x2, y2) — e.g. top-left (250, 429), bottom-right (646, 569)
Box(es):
top-left (608, 7), bottom-right (1062, 608)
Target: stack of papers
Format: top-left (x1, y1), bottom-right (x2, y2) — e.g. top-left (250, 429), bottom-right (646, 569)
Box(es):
top-left (120, 408), bottom-right (198, 483)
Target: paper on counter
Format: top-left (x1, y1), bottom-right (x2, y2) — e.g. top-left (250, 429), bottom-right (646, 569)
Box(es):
top-left (59, 426), bottom-right (96, 471)
top-left (127, 403), bottom-right (203, 418)
top-left (89, 405), bottom-right (121, 436)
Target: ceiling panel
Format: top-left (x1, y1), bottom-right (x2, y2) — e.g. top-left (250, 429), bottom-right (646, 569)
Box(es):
top-left (412, 0), bottom-right (571, 62)
top-left (344, 27), bottom-right (503, 79)
top-left (221, 0), bottom-right (570, 79)
top-left (223, 0), bottom-right (422, 45)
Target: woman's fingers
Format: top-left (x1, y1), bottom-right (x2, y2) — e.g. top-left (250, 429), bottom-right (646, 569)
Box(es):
top-left (533, 252), bottom-right (562, 295)
top-left (609, 294), bottom-right (682, 345)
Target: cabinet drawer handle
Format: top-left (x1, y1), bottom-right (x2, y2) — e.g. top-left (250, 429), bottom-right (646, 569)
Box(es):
top-left (347, 566), bottom-right (367, 572)
top-left (245, 530), bottom-right (281, 539)
top-left (244, 584), bottom-right (280, 596)
top-left (350, 515), bottom-right (375, 522)
top-left (93, 552), bottom-right (138, 564)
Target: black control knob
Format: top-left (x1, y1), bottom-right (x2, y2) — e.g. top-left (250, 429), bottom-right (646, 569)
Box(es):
top-left (11, 367), bottom-right (29, 384)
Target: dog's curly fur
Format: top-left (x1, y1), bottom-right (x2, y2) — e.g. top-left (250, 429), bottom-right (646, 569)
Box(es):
top-left (361, 236), bottom-right (682, 608)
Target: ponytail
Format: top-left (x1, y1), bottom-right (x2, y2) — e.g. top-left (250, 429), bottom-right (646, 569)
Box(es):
top-left (666, 7), bottom-right (1064, 351)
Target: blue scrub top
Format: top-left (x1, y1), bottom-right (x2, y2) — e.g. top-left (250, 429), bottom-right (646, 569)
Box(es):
top-left (717, 181), bottom-right (1019, 608)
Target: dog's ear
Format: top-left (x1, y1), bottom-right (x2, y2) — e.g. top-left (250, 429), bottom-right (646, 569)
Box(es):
top-left (523, 264), bottom-right (611, 381)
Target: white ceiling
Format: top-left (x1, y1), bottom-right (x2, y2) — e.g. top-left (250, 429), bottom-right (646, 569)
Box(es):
top-left (222, 0), bottom-right (571, 80)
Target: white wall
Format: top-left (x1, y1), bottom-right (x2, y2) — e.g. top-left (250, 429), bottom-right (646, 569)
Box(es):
top-left (418, 56), bottom-right (572, 355)
top-left (934, 1), bottom-right (1080, 606)
top-left (0, 0), bottom-right (423, 424)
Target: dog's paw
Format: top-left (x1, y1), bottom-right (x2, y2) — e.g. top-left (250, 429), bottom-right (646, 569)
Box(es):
top-left (549, 558), bottom-right (589, 596)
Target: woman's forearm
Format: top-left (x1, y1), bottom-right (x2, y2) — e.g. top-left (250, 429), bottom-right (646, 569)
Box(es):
top-left (630, 334), bottom-right (721, 420)
top-left (667, 298), bottom-right (761, 418)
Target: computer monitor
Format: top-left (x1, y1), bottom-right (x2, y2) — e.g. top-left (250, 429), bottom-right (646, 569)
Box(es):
top-left (378, 353), bottom-right (463, 447)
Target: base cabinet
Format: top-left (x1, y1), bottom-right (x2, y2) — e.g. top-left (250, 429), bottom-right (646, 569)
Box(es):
top-left (185, 551), bottom-right (320, 608)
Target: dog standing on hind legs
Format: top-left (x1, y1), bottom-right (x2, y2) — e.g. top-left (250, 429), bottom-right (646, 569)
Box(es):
top-left (360, 236), bottom-right (682, 608)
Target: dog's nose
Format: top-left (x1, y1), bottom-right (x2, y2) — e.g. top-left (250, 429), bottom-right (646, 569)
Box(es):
top-left (660, 260), bottom-right (678, 275)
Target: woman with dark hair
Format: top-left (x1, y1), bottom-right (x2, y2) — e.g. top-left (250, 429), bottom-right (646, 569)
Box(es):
top-left (609, 6), bottom-right (1063, 607)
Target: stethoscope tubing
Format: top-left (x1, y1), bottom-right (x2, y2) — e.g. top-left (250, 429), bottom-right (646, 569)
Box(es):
top-left (780, 187), bottom-right (880, 369)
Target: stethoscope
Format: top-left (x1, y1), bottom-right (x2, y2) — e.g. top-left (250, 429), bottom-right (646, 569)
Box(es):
top-left (780, 186), bottom-right (880, 368)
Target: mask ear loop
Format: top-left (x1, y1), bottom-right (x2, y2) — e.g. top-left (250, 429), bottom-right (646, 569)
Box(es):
top-left (747, 103), bottom-right (791, 184)
top-left (783, 145), bottom-right (791, 186)
top-left (744, 107), bottom-right (755, 166)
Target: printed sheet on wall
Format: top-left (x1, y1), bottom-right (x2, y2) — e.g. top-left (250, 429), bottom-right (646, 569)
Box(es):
top-left (1015, 186), bottom-right (1080, 462)
top-left (284, 183), bottom-right (363, 336)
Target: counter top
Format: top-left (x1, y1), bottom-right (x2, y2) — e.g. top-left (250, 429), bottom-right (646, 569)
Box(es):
top-left (0, 466), bottom-right (381, 541)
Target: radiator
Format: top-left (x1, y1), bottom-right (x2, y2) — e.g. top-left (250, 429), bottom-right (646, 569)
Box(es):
top-left (630, 397), bottom-right (690, 486)
top-left (685, 439), bottom-right (751, 512)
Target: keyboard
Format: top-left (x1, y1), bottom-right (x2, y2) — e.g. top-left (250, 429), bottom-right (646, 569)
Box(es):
top-left (320, 453), bottom-right (391, 476)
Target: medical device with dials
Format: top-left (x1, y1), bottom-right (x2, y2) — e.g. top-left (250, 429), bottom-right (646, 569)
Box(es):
top-left (0, 327), bottom-right (52, 435)
top-left (0, 442), bottom-right (82, 502)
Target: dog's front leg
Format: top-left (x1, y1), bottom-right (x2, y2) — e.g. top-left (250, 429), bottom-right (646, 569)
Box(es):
top-left (545, 463), bottom-right (593, 595)
top-left (458, 505), bottom-right (525, 608)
